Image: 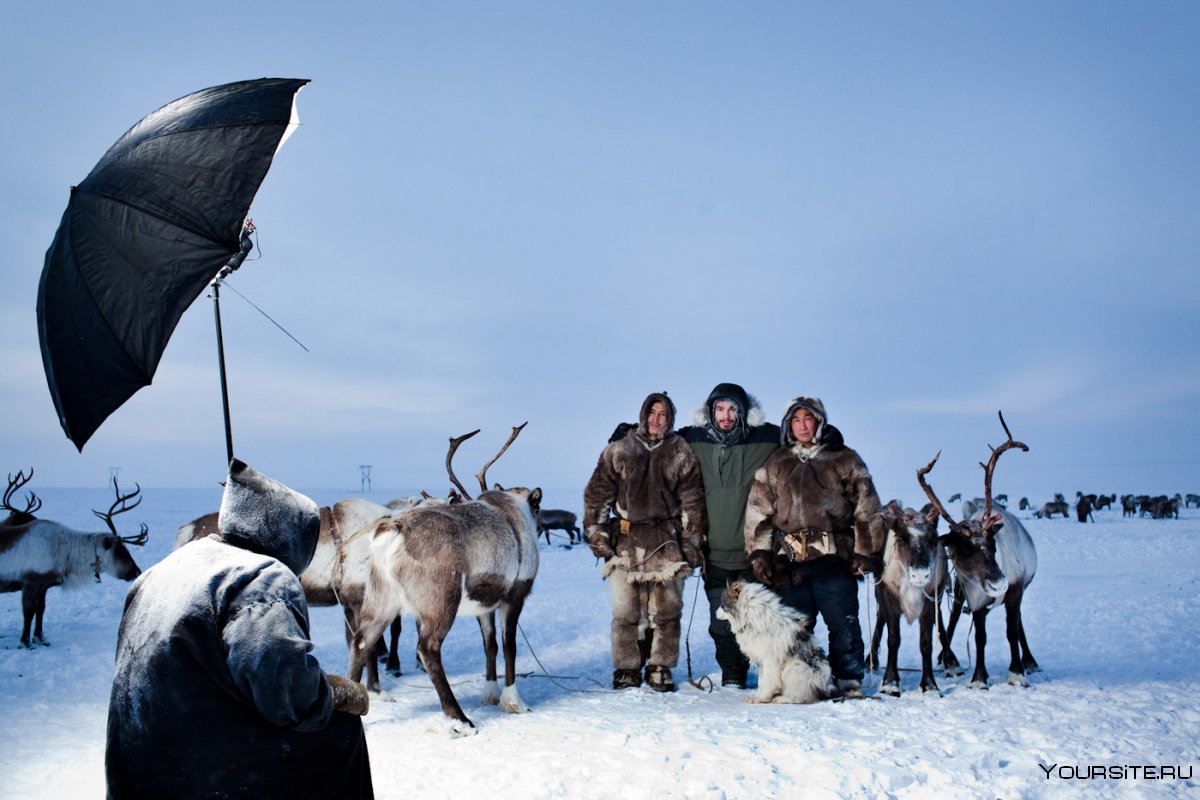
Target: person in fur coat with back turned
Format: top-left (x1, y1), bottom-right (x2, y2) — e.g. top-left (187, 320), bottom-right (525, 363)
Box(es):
top-left (584, 391), bottom-right (708, 692)
top-left (743, 397), bottom-right (886, 699)
top-left (105, 459), bottom-right (373, 799)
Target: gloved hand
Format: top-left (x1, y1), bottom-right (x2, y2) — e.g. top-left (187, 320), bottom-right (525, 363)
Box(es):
top-left (749, 550), bottom-right (776, 586)
top-left (681, 541), bottom-right (704, 573)
top-left (326, 673), bottom-right (369, 716)
top-left (587, 527), bottom-right (614, 560)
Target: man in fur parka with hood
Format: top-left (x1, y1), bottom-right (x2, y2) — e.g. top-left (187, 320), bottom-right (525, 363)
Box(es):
top-left (105, 459), bottom-right (373, 799)
top-left (584, 391), bottom-right (708, 692)
top-left (743, 397), bottom-right (885, 698)
top-left (677, 382), bottom-right (780, 689)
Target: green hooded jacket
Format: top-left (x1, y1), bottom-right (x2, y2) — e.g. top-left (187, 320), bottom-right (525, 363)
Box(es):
top-left (677, 383), bottom-right (780, 570)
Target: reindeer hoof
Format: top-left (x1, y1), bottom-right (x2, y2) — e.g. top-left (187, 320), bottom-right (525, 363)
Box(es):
top-left (1007, 672), bottom-right (1030, 687)
top-left (967, 679), bottom-right (989, 690)
top-left (499, 684), bottom-right (529, 713)
top-left (918, 684), bottom-right (942, 697)
top-left (480, 680), bottom-right (501, 706)
top-left (879, 683), bottom-right (900, 697)
top-left (446, 717), bottom-right (478, 738)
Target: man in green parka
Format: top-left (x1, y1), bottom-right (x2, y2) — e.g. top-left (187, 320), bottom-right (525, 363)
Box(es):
top-left (677, 382), bottom-right (780, 688)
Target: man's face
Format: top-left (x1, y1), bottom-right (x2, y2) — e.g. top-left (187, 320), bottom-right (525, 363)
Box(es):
top-left (713, 401), bottom-right (739, 432)
top-left (790, 408), bottom-right (819, 446)
top-left (646, 402), bottom-right (669, 439)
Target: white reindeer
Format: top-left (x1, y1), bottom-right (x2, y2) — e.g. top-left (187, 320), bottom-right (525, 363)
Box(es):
top-left (1, 476), bottom-right (147, 647)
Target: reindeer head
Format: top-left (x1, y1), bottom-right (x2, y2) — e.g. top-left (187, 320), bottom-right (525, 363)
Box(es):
top-left (916, 411), bottom-right (1028, 611)
top-left (91, 478), bottom-right (149, 582)
top-left (880, 501), bottom-right (941, 589)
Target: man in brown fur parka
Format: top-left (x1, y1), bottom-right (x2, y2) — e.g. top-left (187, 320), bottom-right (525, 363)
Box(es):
top-left (584, 391), bottom-right (708, 692)
top-left (743, 396), bottom-right (886, 698)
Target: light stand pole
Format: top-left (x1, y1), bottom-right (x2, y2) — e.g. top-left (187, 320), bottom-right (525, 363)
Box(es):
top-left (210, 219), bottom-right (255, 467)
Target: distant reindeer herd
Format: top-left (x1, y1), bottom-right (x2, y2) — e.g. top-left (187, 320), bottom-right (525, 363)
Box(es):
top-left (4, 415), bottom-right (1197, 729)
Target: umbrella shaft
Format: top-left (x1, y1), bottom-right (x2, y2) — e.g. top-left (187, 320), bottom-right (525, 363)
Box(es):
top-left (212, 282), bottom-right (235, 466)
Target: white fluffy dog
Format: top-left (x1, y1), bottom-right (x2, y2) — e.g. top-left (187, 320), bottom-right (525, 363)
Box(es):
top-left (715, 580), bottom-right (835, 704)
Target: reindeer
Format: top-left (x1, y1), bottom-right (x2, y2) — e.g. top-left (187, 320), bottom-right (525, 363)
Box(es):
top-left (1034, 498), bottom-right (1069, 519)
top-left (1121, 494), bottom-right (1138, 517)
top-left (921, 412), bottom-right (1039, 689)
top-left (1075, 494), bottom-right (1094, 523)
top-left (175, 496), bottom-right (423, 677)
top-left (1018, 497), bottom-right (1031, 511)
top-left (348, 424), bottom-right (541, 735)
top-left (867, 500), bottom-right (951, 696)
top-left (1186, 494), bottom-right (1200, 509)
top-left (536, 508), bottom-right (581, 544)
top-left (1, 476), bottom-right (147, 647)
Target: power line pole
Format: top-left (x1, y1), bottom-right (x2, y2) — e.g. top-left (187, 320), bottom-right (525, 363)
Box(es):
top-left (359, 465), bottom-right (372, 493)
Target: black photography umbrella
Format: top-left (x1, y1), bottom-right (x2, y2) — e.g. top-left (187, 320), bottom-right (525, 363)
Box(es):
top-left (37, 78), bottom-right (309, 460)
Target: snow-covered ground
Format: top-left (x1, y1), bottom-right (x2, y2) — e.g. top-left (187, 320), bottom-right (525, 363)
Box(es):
top-left (2, 486), bottom-right (1198, 798)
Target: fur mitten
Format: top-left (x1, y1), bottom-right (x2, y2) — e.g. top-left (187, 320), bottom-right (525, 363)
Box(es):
top-left (326, 674), bottom-right (369, 716)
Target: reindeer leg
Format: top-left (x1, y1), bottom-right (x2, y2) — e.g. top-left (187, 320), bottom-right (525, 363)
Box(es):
top-left (1004, 589), bottom-right (1029, 687)
top-left (478, 610), bottom-right (501, 705)
top-left (918, 601), bottom-right (941, 695)
top-left (348, 603), bottom-right (393, 693)
top-left (881, 599), bottom-right (902, 697)
top-left (32, 585), bottom-right (48, 646)
top-left (418, 616), bottom-right (475, 734)
top-left (498, 584), bottom-right (532, 713)
top-left (868, 593), bottom-right (885, 673)
top-left (385, 617), bottom-right (402, 676)
top-left (967, 609), bottom-right (990, 689)
top-left (938, 588), bottom-right (964, 677)
top-left (1019, 619), bottom-right (1039, 674)
top-left (20, 584), bottom-right (37, 648)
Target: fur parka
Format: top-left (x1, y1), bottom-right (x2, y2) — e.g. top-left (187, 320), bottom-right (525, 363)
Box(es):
top-left (584, 392), bottom-right (708, 582)
top-left (744, 398), bottom-right (885, 571)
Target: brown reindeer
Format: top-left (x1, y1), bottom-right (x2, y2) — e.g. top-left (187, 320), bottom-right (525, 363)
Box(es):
top-left (175, 495), bottom-right (424, 676)
top-left (921, 412), bottom-right (1039, 689)
top-left (348, 424), bottom-right (541, 735)
top-left (868, 500), bottom-right (951, 696)
top-left (536, 508), bottom-right (581, 544)
top-left (1, 475), bottom-right (146, 647)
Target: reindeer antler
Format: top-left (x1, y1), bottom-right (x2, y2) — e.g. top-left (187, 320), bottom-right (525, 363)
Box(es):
top-left (93, 478), bottom-right (143, 537)
top-left (4, 468), bottom-right (41, 517)
top-left (980, 410), bottom-right (1029, 531)
top-left (121, 523), bottom-right (150, 547)
top-left (475, 422), bottom-right (528, 493)
top-left (446, 430), bottom-right (481, 500)
top-left (917, 451), bottom-right (960, 531)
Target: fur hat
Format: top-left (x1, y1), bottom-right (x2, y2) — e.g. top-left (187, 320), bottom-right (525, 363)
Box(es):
top-left (218, 458), bottom-right (321, 575)
top-left (780, 396), bottom-right (827, 446)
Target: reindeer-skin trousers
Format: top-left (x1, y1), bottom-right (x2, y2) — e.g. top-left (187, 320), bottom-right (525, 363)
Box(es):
top-left (607, 566), bottom-right (684, 669)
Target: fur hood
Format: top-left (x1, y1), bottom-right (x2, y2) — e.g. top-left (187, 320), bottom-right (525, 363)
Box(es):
top-left (690, 382), bottom-right (768, 433)
top-left (637, 391), bottom-right (677, 440)
top-left (780, 396), bottom-right (828, 447)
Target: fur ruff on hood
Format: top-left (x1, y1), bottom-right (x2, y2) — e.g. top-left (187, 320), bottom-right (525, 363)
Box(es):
top-left (780, 396), bottom-right (828, 447)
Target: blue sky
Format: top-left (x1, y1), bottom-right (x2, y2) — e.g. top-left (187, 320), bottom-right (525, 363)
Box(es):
top-left (2, 2), bottom-right (1197, 505)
